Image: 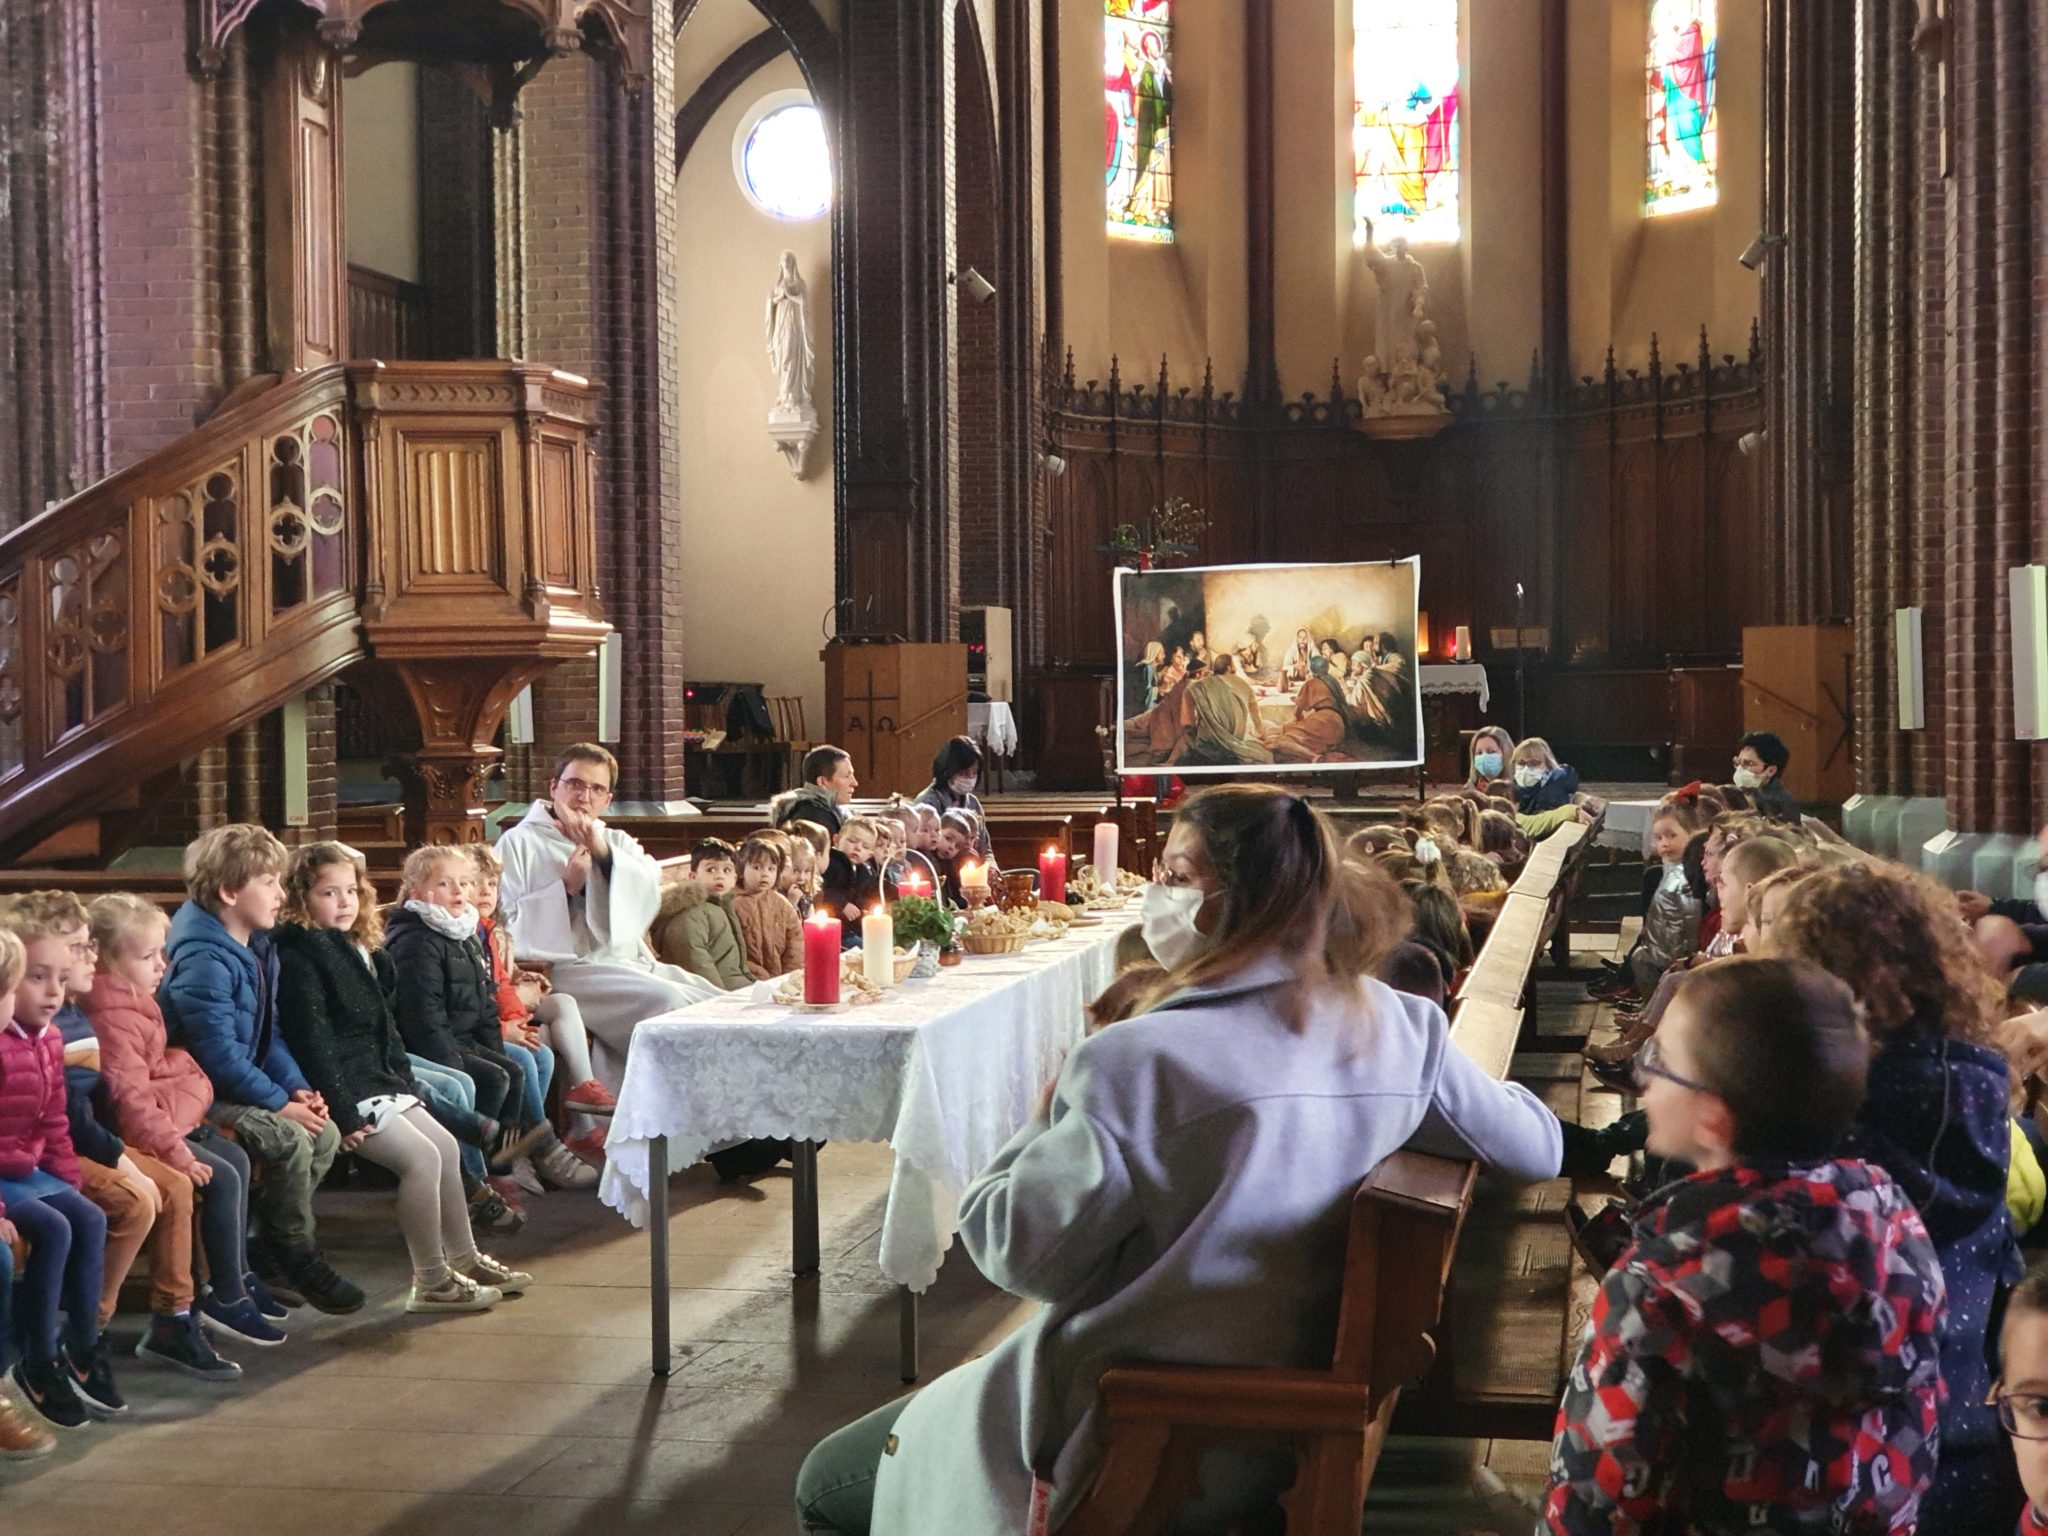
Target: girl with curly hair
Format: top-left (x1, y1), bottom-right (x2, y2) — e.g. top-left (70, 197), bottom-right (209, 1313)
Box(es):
top-left (1772, 862), bottom-right (2021, 1536)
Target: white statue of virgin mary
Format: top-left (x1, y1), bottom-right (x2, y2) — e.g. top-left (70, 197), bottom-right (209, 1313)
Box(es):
top-left (766, 250), bottom-right (814, 413)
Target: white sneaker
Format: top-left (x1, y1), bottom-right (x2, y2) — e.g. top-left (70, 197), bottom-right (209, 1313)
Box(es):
top-left (538, 1141), bottom-right (600, 1191)
top-left (405, 1273), bottom-right (501, 1314)
top-left (460, 1253), bottom-right (532, 1295)
top-left (509, 1156), bottom-right (544, 1197)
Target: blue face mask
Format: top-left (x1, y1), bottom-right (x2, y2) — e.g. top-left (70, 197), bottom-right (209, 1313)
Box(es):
top-left (1474, 751), bottom-right (1503, 779)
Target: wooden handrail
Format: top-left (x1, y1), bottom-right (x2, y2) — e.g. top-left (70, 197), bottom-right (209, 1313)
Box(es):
top-left (0, 361), bottom-right (608, 859)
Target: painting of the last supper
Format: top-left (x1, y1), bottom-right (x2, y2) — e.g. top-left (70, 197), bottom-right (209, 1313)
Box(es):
top-left (1114, 557), bottom-right (1425, 774)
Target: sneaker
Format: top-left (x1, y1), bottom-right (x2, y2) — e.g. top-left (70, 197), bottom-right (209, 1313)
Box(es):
top-left (0, 1393), bottom-right (55, 1459)
top-left (405, 1272), bottom-right (501, 1314)
top-left (468, 1185), bottom-right (525, 1235)
top-left (562, 1079), bottom-right (618, 1117)
top-left (63, 1335), bottom-right (128, 1419)
top-left (249, 1253), bottom-right (307, 1310)
top-left (536, 1139), bottom-right (599, 1191)
top-left (488, 1121), bottom-right (549, 1175)
top-left (563, 1127), bottom-right (608, 1161)
top-left (460, 1253), bottom-right (532, 1295)
top-left (509, 1155), bottom-right (545, 1197)
top-left (243, 1270), bottom-right (293, 1319)
top-left (135, 1314), bottom-right (243, 1381)
top-left (200, 1293), bottom-right (287, 1348)
top-left (284, 1251), bottom-right (367, 1316)
top-left (488, 1174), bottom-right (530, 1219)
top-left (9, 1358), bottom-right (88, 1431)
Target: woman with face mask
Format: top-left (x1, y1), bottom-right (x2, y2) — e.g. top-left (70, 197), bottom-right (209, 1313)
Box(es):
top-left (1507, 735), bottom-right (1580, 815)
top-left (914, 736), bottom-right (994, 862)
top-left (795, 784), bottom-right (1563, 1536)
top-left (1466, 725), bottom-right (1515, 794)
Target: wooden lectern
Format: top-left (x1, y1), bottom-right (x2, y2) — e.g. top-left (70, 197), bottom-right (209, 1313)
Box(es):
top-left (823, 643), bottom-right (969, 799)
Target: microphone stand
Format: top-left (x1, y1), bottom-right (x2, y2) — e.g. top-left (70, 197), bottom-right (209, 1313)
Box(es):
top-left (1515, 581), bottom-right (1527, 740)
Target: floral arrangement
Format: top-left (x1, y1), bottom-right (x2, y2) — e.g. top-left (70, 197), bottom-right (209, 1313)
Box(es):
top-left (1099, 496), bottom-right (1207, 571)
top-left (890, 894), bottom-right (959, 950)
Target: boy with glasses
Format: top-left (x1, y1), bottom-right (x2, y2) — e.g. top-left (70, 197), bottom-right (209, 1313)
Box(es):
top-left (494, 743), bottom-right (722, 1090)
top-left (1546, 958), bottom-right (1947, 1536)
top-left (1998, 1266), bottom-right (2048, 1534)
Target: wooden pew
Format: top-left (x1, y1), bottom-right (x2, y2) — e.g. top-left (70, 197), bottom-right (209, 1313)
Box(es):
top-left (1058, 858), bottom-right (1552, 1534)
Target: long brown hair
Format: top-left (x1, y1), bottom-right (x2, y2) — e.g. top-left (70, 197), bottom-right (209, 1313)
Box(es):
top-left (1771, 863), bottom-right (2002, 1045)
top-left (283, 841), bottom-right (384, 948)
top-left (1100, 784), bottom-right (1406, 1028)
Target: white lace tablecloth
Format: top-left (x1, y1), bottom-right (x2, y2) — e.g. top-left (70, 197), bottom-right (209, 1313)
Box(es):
top-left (1416, 662), bottom-right (1490, 711)
top-left (967, 700), bottom-right (1020, 758)
top-left (601, 913), bottom-right (1139, 1291)
top-left (1597, 799), bottom-right (1659, 854)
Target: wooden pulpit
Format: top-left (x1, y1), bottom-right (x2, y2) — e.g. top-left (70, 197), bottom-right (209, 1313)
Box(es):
top-left (823, 643), bottom-right (969, 799)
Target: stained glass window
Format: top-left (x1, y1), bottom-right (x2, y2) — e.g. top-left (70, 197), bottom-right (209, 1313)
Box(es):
top-left (1105, 0), bottom-right (1173, 243)
top-left (1646, 0), bottom-right (1718, 215)
top-left (1351, 1), bottom-right (1460, 247)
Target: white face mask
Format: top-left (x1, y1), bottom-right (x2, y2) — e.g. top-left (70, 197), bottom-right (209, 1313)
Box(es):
top-left (1513, 765), bottom-right (1545, 790)
top-left (1732, 766), bottom-right (1763, 791)
top-left (948, 775), bottom-right (977, 797)
top-left (1140, 882), bottom-right (1211, 972)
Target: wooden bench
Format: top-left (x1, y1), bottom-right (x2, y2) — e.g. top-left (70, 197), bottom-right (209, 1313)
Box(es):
top-left (1058, 852), bottom-right (1554, 1534)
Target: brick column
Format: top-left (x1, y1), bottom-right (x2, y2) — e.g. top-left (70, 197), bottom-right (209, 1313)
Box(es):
top-left (511, 21), bottom-right (686, 806)
top-left (1941, 0), bottom-right (2033, 832)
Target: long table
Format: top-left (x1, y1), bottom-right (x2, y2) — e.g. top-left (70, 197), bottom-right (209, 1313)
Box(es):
top-left (599, 912), bottom-right (1141, 1381)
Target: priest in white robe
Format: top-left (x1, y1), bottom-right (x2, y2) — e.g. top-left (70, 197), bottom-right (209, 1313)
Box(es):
top-left (495, 743), bottom-right (722, 1089)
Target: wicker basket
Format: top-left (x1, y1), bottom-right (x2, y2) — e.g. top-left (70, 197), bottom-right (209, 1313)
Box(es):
top-left (960, 931), bottom-right (1030, 955)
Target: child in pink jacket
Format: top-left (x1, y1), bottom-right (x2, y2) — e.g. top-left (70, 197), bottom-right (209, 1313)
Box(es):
top-left (86, 892), bottom-right (280, 1358)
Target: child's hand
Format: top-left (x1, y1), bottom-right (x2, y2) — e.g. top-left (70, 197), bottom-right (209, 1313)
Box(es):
top-left (187, 1159), bottom-right (214, 1187)
top-left (841, 903), bottom-right (861, 922)
top-left (280, 1099), bottom-right (326, 1136)
top-left (339, 1127), bottom-right (371, 1153)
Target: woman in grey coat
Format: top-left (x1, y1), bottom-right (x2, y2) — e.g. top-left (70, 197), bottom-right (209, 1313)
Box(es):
top-left (795, 784), bottom-right (1563, 1536)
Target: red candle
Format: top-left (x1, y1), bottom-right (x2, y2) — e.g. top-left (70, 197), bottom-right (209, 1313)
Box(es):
top-left (899, 870), bottom-right (931, 902)
top-left (802, 909), bottom-right (841, 1005)
top-left (1038, 845), bottom-right (1067, 906)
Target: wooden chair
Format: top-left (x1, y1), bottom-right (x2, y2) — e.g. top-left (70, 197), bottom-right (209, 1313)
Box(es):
top-left (766, 694), bottom-right (810, 792)
top-left (1058, 1150), bottom-right (1475, 1536)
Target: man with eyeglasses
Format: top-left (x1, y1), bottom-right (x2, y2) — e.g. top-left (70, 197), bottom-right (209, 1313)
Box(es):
top-left (495, 743), bottom-right (723, 1088)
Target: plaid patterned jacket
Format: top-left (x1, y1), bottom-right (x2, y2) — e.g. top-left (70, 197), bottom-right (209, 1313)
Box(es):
top-left (1546, 1159), bottom-right (1947, 1536)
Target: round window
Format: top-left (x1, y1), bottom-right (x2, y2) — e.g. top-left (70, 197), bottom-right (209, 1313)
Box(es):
top-left (734, 94), bottom-right (831, 221)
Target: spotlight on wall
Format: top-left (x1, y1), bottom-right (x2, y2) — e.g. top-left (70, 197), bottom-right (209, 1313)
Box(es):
top-left (950, 266), bottom-right (997, 304)
top-left (1737, 429), bottom-right (1766, 458)
top-left (1037, 449), bottom-right (1068, 477)
top-left (1737, 232), bottom-right (1787, 271)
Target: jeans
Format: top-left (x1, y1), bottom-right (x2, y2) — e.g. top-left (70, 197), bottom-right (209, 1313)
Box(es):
top-left (208, 1103), bottom-right (341, 1258)
top-left (0, 1240), bottom-right (14, 1372)
top-left (409, 1055), bottom-right (488, 1186)
top-left (795, 1394), bottom-right (913, 1535)
top-left (188, 1126), bottom-right (251, 1303)
top-left (455, 1046), bottom-right (513, 1125)
top-left (499, 1038), bottom-right (554, 1129)
top-left (5, 1183), bottom-right (106, 1362)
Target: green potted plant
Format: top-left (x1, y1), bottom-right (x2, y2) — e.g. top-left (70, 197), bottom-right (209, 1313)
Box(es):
top-left (890, 894), bottom-right (960, 976)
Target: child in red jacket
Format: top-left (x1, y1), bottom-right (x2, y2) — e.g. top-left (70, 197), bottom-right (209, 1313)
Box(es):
top-left (0, 906), bottom-right (114, 1432)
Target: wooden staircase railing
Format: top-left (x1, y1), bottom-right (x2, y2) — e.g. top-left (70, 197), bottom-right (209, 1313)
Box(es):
top-left (0, 360), bottom-right (609, 861)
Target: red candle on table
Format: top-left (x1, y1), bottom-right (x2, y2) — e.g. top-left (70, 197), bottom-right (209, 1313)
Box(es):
top-left (803, 909), bottom-right (841, 1004)
top-left (1038, 845), bottom-right (1067, 906)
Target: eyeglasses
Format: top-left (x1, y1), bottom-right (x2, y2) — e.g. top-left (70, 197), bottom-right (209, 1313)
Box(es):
top-left (1995, 1390), bottom-right (2048, 1441)
top-left (1635, 1035), bottom-right (1715, 1096)
top-left (1150, 860), bottom-right (1201, 889)
top-left (555, 776), bottom-right (613, 801)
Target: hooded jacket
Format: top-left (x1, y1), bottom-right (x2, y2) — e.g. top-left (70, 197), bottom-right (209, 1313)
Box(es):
top-left (85, 971), bottom-right (212, 1177)
top-left (649, 882), bottom-right (750, 991)
top-left (383, 905), bottom-right (498, 1067)
top-left (731, 887), bottom-right (805, 981)
top-left (771, 784), bottom-right (845, 838)
top-left (1840, 1028), bottom-right (2020, 1469)
top-left (1546, 1158), bottom-right (1946, 1536)
top-left (159, 900), bottom-right (308, 1111)
top-left (272, 924), bottom-right (418, 1137)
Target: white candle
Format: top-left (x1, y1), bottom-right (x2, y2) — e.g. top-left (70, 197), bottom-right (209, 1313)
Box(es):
top-left (959, 859), bottom-right (989, 893)
top-left (1092, 822), bottom-right (1120, 883)
top-left (862, 906), bottom-right (895, 989)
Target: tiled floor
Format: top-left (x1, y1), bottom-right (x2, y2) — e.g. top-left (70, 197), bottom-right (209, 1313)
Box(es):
top-left (0, 1142), bottom-right (1033, 1536)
